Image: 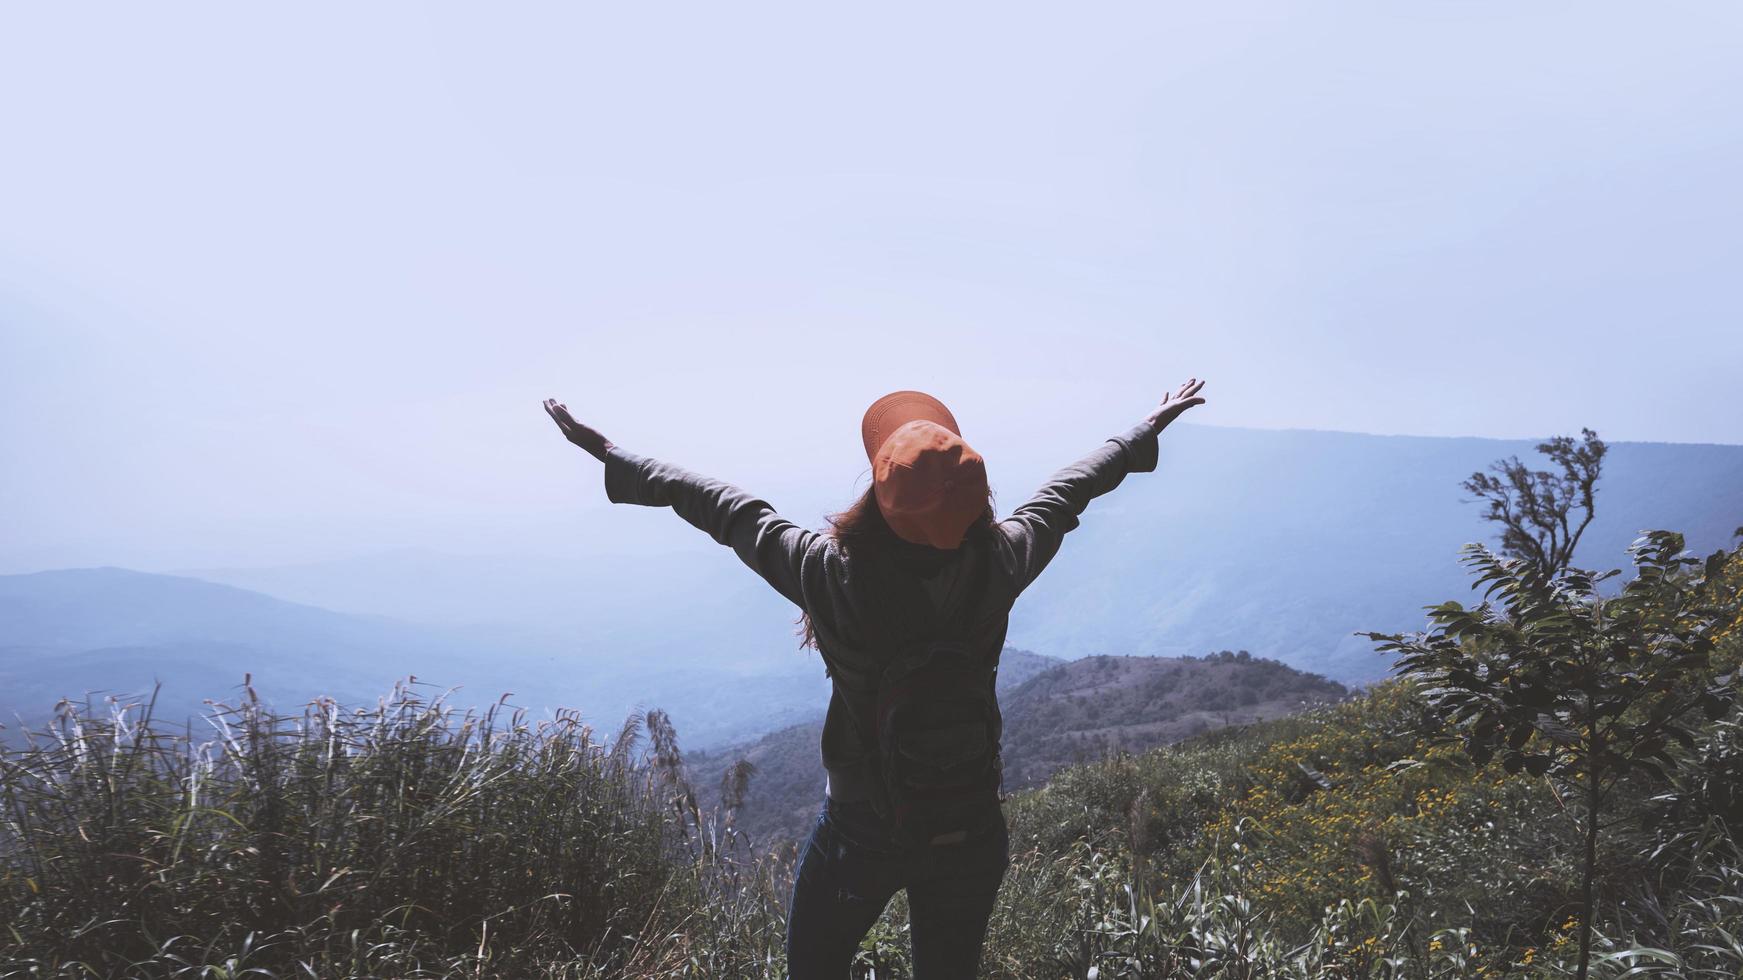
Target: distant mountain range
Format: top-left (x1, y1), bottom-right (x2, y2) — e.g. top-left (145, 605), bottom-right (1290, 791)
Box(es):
top-left (184, 426), bottom-right (1743, 684)
top-left (0, 567), bottom-right (457, 726)
top-left (686, 650), bottom-right (1350, 847)
top-left (4, 425), bottom-right (1737, 751)
top-left (0, 567), bottom-right (826, 748)
top-left (1005, 426), bottom-right (1743, 680)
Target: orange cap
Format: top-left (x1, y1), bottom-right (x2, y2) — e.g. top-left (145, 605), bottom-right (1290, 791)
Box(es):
top-left (861, 390), bottom-right (988, 550)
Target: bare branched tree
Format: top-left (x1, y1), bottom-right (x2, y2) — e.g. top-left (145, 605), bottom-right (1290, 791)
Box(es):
top-left (1462, 428), bottom-right (1607, 575)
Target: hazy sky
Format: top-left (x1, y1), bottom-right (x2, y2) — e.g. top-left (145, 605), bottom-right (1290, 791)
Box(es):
top-left (3, 3), bottom-right (1740, 573)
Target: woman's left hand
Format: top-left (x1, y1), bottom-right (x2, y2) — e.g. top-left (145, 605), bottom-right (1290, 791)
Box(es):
top-left (543, 398), bottom-right (614, 462)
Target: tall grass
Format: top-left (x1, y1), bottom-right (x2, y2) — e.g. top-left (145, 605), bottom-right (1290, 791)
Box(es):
top-left (6, 665), bottom-right (1740, 977)
top-left (0, 679), bottom-right (786, 978)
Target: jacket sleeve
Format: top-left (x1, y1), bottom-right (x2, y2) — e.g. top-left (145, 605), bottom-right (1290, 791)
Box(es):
top-left (995, 418), bottom-right (1160, 597)
top-left (601, 445), bottom-right (837, 612)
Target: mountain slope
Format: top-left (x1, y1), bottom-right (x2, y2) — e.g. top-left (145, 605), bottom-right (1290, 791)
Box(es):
top-left (1005, 426), bottom-right (1743, 680)
top-left (0, 568), bottom-right (827, 748)
top-left (996, 651), bottom-right (1348, 788)
top-left (0, 567), bottom-right (500, 727)
top-left (185, 428), bottom-right (1743, 684)
top-left (688, 650), bottom-right (1347, 846)
top-left (685, 648), bottom-right (1061, 842)
top-left (11, 429), bottom-right (1738, 751)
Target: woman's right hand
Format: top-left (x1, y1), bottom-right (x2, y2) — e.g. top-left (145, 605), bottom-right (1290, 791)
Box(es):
top-left (1144, 378), bottom-right (1207, 435)
top-left (543, 398), bottom-right (615, 462)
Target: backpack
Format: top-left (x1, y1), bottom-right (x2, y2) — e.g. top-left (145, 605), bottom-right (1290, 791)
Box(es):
top-left (867, 637), bottom-right (1005, 849)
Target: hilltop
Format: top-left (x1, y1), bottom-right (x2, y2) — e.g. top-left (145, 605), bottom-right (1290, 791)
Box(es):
top-left (683, 647), bottom-right (1060, 843)
top-left (688, 649), bottom-right (1347, 845)
top-left (997, 650), bottom-right (1349, 788)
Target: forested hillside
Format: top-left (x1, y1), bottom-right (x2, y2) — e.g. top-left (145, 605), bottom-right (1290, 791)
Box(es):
top-left (684, 647), bottom-right (1061, 843)
top-left (686, 649), bottom-right (1347, 845)
top-left (996, 650), bottom-right (1348, 788)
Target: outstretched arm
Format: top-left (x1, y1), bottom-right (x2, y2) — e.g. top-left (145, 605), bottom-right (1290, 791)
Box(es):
top-left (996, 379), bottom-right (1206, 597)
top-left (542, 399), bottom-right (836, 613)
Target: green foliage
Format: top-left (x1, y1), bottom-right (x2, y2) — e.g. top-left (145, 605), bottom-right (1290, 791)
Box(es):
top-left (1462, 428), bottom-right (1606, 574)
top-left (4, 542), bottom-right (1740, 979)
top-left (1366, 532), bottom-right (1740, 978)
top-left (1369, 532), bottom-right (1734, 783)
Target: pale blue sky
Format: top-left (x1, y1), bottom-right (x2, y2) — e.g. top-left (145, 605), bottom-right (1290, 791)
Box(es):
top-left (3, 3), bottom-right (1740, 572)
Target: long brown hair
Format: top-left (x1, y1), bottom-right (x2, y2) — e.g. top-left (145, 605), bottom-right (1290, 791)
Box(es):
top-left (794, 483), bottom-right (998, 650)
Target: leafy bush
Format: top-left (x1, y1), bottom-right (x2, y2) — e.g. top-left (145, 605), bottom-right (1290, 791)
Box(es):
top-left (1367, 532), bottom-right (1740, 977)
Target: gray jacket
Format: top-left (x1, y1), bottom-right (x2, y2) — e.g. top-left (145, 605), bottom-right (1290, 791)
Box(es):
top-left (602, 418), bottom-right (1162, 801)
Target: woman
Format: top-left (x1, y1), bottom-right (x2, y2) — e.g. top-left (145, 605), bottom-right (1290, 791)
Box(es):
top-left (542, 379), bottom-right (1207, 979)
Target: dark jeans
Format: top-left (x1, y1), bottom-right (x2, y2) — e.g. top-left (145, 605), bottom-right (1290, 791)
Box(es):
top-left (786, 795), bottom-right (1010, 980)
